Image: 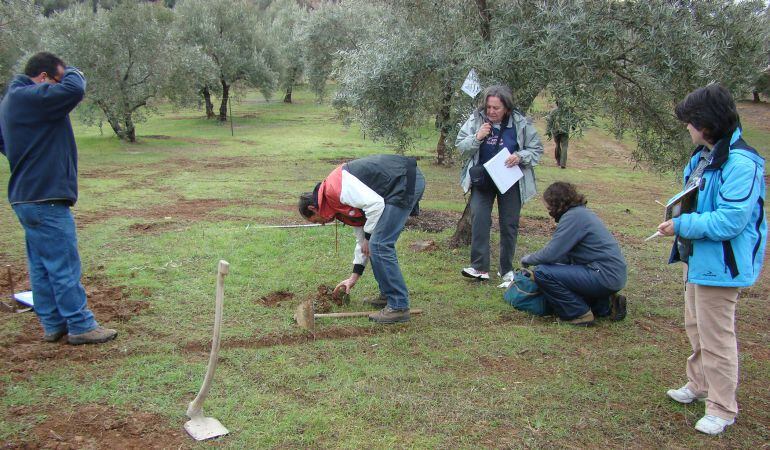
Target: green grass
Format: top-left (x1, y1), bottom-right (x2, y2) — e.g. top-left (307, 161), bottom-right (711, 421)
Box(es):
top-left (0, 86), bottom-right (768, 448)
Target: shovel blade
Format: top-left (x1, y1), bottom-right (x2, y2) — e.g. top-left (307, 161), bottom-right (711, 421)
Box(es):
top-left (184, 416), bottom-right (229, 441)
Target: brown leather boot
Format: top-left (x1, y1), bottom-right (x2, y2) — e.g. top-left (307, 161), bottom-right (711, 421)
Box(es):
top-left (368, 307), bottom-right (410, 324)
top-left (562, 311), bottom-right (595, 327)
top-left (68, 326), bottom-right (118, 345)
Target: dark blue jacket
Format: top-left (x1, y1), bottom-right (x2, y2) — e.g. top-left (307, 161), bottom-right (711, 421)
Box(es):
top-left (0, 67), bottom-right (86, 204)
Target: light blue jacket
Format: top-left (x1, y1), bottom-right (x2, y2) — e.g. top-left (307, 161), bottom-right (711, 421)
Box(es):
top-left (671, 128), bottom-right (767, 287)
top-left (455, 109), bottom-right (543, 203)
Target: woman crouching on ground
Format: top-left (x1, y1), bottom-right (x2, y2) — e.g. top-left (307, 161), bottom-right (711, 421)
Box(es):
top-left (521, 182), bottom-right (627, 326)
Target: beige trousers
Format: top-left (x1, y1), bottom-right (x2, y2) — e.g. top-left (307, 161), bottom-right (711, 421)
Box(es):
top-left (683, 282), bottom-right (740, 420)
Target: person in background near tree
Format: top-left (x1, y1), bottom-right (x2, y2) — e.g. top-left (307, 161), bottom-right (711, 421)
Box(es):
top-left (298, 154), bottom-right (425, 324)
top-left (546, 101), bottom-right (570, 169)
top-left (657, 83), bottom-right (766, 436)
top-left (0, 52), bottom-right (117, 345)
top-left (455, 85), bottom-right (543, 284)
top-left (521, 182), bottom-right (627, 326)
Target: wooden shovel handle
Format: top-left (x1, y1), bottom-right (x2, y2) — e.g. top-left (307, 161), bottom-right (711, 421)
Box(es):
top-left (187, 260), bottom-right (229, 419)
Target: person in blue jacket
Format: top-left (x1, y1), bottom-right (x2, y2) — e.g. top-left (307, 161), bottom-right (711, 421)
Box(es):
top-left (0, 52), bottom-right (117, 345)
top-left (657, 84), bottom-right (766, 436)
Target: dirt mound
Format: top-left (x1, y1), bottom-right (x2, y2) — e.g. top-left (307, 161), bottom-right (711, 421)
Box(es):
top-left (257, 290), bottom-right (295, 307)
top-left (406, 210), bottom-right (459, 233)
top-left (311, 284), bottom-right (348, 313)
top-left (409, 239), bottom-right (438, 252)
top-left (7, 404), bottom-right (187, 449)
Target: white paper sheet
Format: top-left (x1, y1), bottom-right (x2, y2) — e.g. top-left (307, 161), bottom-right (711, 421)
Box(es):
top-left (483, 148), bottom-right (523, 194)
top-left (461, 69), bottom-right (481, 98)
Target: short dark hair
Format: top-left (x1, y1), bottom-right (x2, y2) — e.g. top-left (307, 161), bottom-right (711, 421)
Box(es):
top-left (543, 182), bottom-right (587, 221)
top-left (674, 83), bottom-right (739, 144)
top-left (24, 52), bottom-right (65, 78)
top-left (478, 84), bottom-right (515, 114)
top-left (298, 191), bottom-right (315, 219)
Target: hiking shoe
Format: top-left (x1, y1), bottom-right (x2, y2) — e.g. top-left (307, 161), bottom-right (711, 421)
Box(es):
top-left (362, 293), bottom-right (388, 308)
top-left (695, 415), bottom-right (734, 435)
top-left (609, 293), bottom-right (627, 321)
top-left (666, 386), bottom-right (706, 404)
top-left (42, 329), bottom-right (67, 342)
top-left (561, 311), bottom-right (595, 327)
top-left (368, 307), bottom-right (410, 324)
top-left (462, 267), bottom-right (489, 280)
top-left (68, 326), bottom-right (118, 345)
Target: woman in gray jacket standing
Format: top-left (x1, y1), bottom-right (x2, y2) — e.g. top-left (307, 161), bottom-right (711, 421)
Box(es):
top-left (455, 85), bottom-right (543, 283)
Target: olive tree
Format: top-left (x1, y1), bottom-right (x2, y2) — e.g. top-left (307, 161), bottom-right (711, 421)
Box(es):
top-left (44, 2), bottom-right (200, 142)
top-left (0, 0), bottom-right (40, 97)
top-left (261, 0), bottom-right (307, 103)
top-left (331, 0), bottom-right (482, 164)
top-left (174, 0), bottom-right (279, 121)
top-left (297, 0), bottom-right (372, 100)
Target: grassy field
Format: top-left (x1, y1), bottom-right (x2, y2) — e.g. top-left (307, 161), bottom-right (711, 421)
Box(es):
top-left (0, 87), bottom-right (768, 449)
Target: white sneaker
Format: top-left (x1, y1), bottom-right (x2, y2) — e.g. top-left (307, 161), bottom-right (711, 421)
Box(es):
top-left (666, 386), bottom-right (706, 404)
top-left (462, 267), bottom-right (489, 280)
top-left (694, 415), bottom-right (734, 435)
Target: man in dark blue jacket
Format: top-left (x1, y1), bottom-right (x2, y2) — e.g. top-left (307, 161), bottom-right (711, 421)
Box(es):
top-left (0, 52), bottom-right (117, 345)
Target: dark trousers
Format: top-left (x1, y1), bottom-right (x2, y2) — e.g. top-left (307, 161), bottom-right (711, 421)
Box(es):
top-left (533, 264), bottom-right (614, 320)
top-left (470, 185), bottom-right (521, 274)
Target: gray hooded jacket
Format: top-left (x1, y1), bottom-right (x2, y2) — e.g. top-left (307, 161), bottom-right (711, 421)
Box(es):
top-left (455, 109), bottom-right (543, 203)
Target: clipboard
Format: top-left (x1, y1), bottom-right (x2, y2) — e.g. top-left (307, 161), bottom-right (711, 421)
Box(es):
top-left (664, 182), bottom-right (699, 221)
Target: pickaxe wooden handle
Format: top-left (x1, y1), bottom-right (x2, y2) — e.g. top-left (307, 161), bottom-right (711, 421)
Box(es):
top-left (314, 309), bottom-right (423, 319)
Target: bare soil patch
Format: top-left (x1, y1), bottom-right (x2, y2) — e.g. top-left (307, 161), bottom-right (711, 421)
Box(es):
top-left (257, 290), bottom-right (295, 307)
top-left (6, 404), bottom-right (187, 450)
top-left (127, 221), bottom-right (181, 235)
top-left (182, 325), bottom-right (399, 354)
top-left (405, 211), bottom-right (553, 236)
top-left (320, 156), bottom-right (356, 165)
top-left (737, 101), bottom-right (770, 133)
top-left (519, 216), bottom-right (554, 237)
top-left (406, 209), bottom-right (459, 233)
top-left (77, 197), bottom-right (251, 227)
top-left (142, 134), bottom-right (172, 140)
top-left (0, 265), bottom-right (148, 382)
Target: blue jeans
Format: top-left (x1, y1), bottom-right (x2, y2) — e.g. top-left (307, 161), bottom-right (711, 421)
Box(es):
top-left (533, 264), bottom-right (614, 320)
top-left (369, 171), bottom-right (425, 311)
top-left (12, 202), bottom-right (97, 335)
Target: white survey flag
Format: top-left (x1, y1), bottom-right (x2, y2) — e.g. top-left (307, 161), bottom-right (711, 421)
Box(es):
top-left (461, 69), bottom-right (482, 98)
